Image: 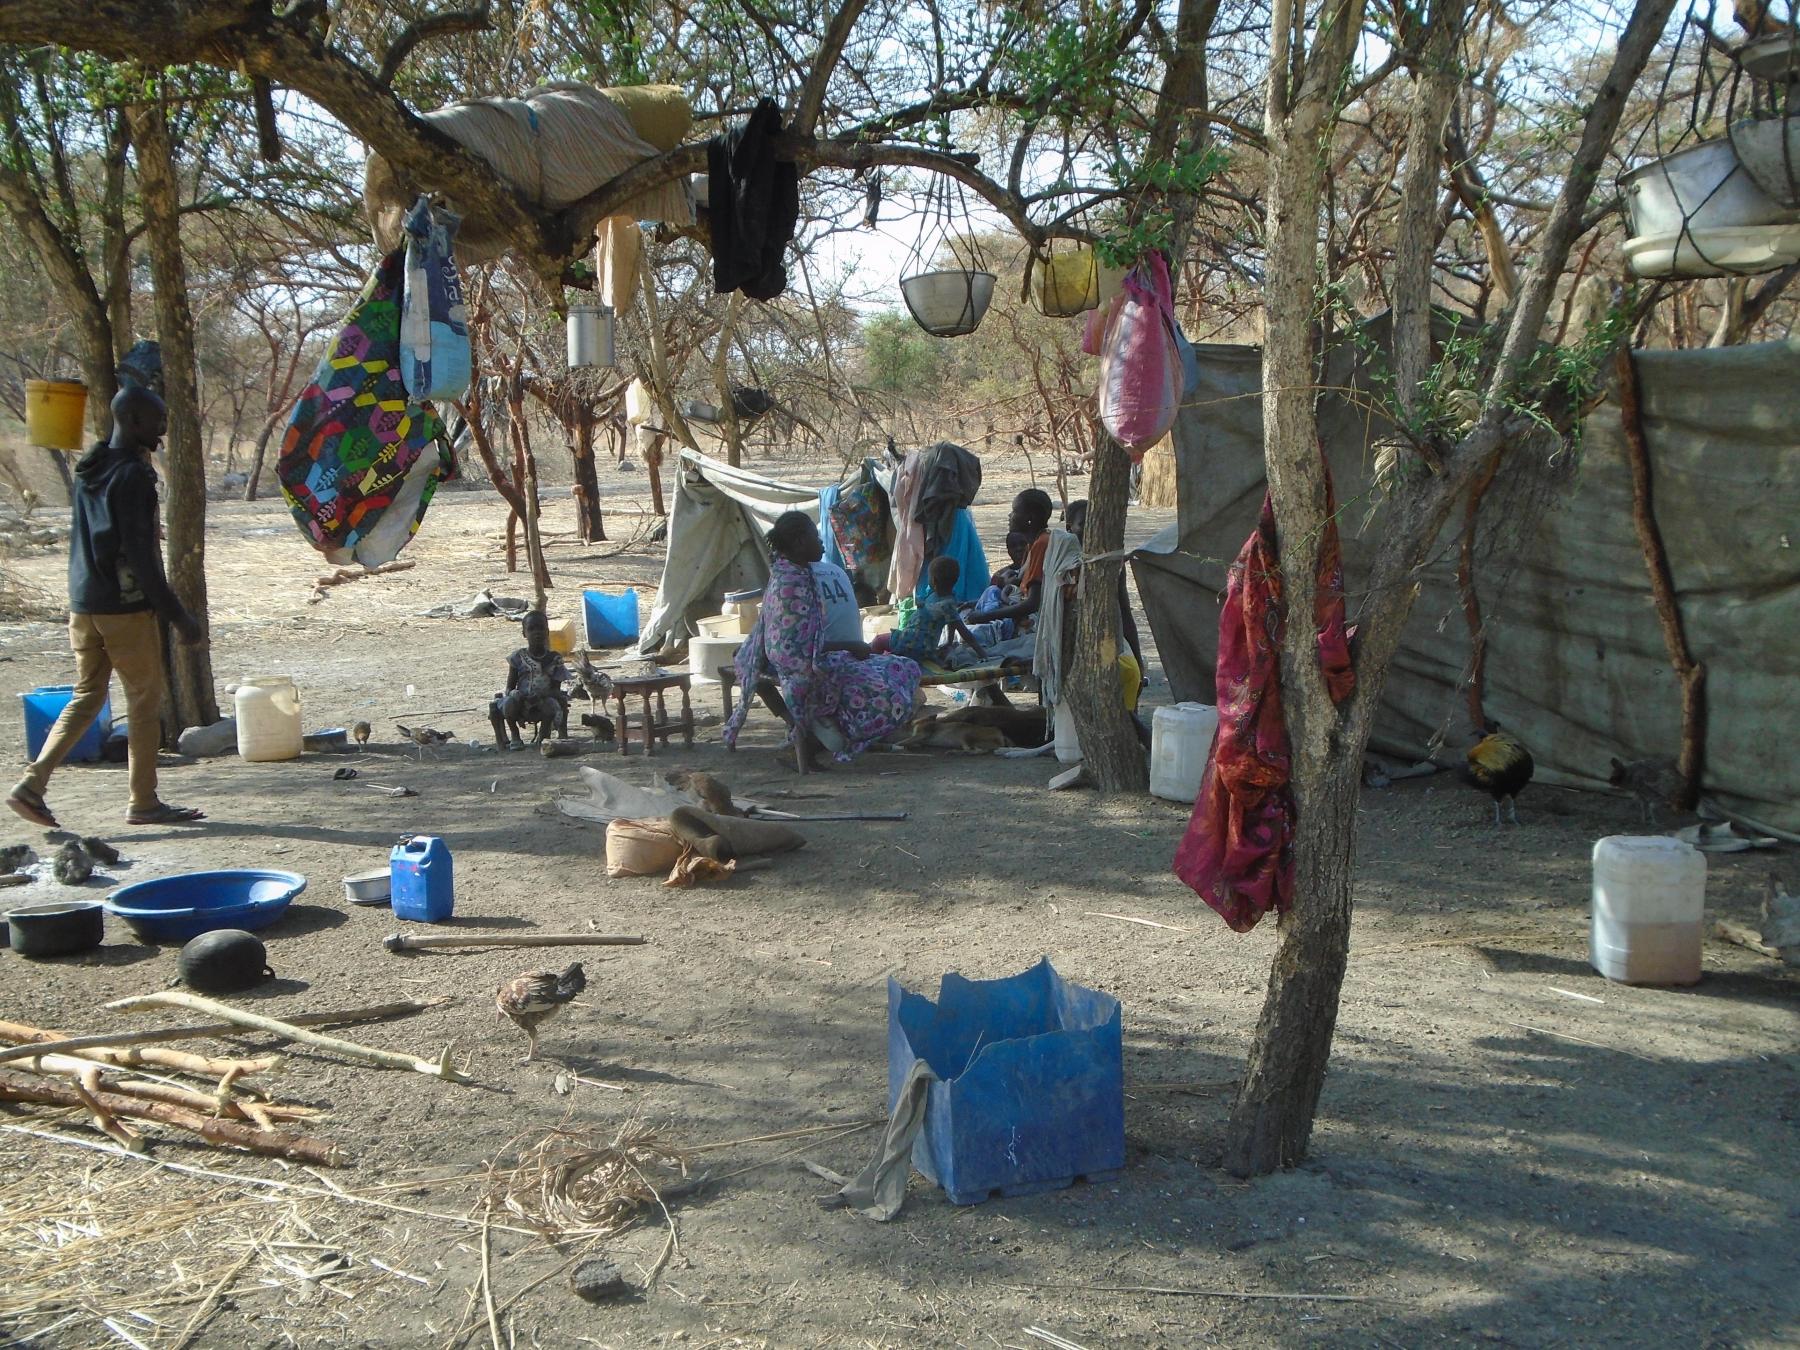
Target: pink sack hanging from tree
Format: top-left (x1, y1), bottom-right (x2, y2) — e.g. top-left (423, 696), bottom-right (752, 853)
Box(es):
top-left (1097, 250), bottom-right (1182, 459)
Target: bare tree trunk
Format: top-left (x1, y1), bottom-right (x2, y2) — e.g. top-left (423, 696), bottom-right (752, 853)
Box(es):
top-left (1063, 430), bottom-right (1147, 790)
top-left (1225, 0), bottom-right (1680, 1178)
top-left (1222, 0), bottom-right (1370, 1178)
top-left (644, 429), bottom-right (667, 516)
top-left (242, 406), bottom-right (287, 501)
top-left (129, 96), bottom-right (219, 742)
top-left (571, 404), bottom-right (605, 542)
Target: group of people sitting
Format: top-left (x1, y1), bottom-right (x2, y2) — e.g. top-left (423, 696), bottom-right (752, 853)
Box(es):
top-left (721, 486), bottom-right (1147, 772)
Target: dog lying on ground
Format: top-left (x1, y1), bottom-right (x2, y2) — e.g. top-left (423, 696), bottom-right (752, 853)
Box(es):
top-left (894, 704), bottom-right (1048, 753)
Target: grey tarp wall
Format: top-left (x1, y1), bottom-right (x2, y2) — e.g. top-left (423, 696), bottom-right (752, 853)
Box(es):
top-left (638, 449), bottom-right (821, 656)
top-left (1133, 336), bottom-right (1800, 832)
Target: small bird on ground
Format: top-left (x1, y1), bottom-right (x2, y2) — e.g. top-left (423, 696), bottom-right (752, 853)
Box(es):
top-left (1608, 756), bottom-right (1685, 824)
top-left (495, 961), bottom-right (587, 1063)
top-left (352, 720), bottom-right (371, 748)
top-left (1463, 722), bottom-right (1534, 826)
top-left (580, 711), bottom-right (617, 742)
top-left (1763, 874), bottom-right (1800, 960)
top-left (394, 723), bottom-right (453, 760)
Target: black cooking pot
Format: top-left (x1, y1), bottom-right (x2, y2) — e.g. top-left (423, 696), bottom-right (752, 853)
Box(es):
top-left (5, 900), bottom-right (104, 958)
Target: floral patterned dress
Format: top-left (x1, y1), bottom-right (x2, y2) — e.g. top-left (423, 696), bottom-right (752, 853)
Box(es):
top-left (723, 556), bottom-right (922, 760)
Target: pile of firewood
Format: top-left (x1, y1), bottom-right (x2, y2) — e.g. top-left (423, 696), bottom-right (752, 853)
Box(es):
top-left (0, 995), bottom-right (458, 1165)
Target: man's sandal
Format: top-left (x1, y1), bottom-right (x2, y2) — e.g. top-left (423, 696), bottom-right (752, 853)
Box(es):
top-left (125, 802), bottom-right (207, 825)
top-left (6, 788), bottom-right (57, 829)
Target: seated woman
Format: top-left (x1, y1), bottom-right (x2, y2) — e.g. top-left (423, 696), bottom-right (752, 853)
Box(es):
top-left (725, 511), bottom-right (923, 772)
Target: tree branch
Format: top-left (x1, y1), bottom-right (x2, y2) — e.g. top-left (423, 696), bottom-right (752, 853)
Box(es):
top-left (376, 4), bottom-right (493, 88)
top-left (789, 0), bottom-right (870, 136)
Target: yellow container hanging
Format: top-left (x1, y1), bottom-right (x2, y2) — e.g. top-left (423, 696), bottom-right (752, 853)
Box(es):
top-left (24, 379), bottom-right (88, 451)
top-left (1037, 249), bottom-right (1100, 317)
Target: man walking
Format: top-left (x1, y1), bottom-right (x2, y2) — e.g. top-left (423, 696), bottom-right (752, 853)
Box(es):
top-left (8, 386), bottom-right (206, 828)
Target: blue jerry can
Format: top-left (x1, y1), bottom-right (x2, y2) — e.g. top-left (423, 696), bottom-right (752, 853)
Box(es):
top-left (888, 957), bottom-right (1124, 1205)
top-left (390, 836), bottom-right (454, 923)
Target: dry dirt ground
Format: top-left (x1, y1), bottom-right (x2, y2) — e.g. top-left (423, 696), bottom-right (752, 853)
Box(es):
top-left (1, 460), bottom-right (1796, 1350)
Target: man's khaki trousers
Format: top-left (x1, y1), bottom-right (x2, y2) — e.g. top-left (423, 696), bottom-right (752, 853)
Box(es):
top-left (18, 611), bottom-right (165, 814)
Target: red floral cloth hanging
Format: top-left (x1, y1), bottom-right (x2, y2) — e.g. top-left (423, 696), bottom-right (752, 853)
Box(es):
top-left (1173, 462), bottom-right (1355, 932)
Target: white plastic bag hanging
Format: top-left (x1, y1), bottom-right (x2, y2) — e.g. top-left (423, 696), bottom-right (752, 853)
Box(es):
top-left (1097, 251), bottom-right (1182, 459)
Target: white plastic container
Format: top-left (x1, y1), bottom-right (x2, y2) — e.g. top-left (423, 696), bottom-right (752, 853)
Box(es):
top-left (1591, 834), bottom-right (1708, 986)
top-left (1149, 702), bottom-right (1219, 803)
top-left (235, 677), bottom-right (303, 763)
top-left (1053, 702), bottom-right (1082, 763)
top-left (688, 635), bottom-right (739, 685)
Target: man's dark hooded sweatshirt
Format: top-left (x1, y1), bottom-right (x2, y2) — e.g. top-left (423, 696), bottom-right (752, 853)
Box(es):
top-left (67, 441), bottom-right (184, 621)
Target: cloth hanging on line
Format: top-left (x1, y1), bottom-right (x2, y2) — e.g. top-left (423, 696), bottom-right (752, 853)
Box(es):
top-left (278, 249), bottom-right (453, 568)
top-left (1172, 462), bottom-right (1355, 932)
top-left (912, 441), bottom-right (983, 563)
top-left (399, 197), bottom-right (471, 403)
top-left (911, 507), bottom-right (990, 606)
top-left (707, 97), bottom-right (799, 300)
top-left (885, 450), bottom-right (928, 600)
top-left (1031, 529), bottom-right (1084, 710)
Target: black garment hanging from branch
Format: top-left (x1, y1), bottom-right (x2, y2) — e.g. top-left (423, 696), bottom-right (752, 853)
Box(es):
top-left (913, 441), bottom-right (982, 562)
top-left (708, 98), bottom-right (800, 300)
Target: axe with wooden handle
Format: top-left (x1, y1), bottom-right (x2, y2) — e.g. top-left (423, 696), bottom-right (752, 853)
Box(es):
top-left (382, 932), bottom-right (646, 954)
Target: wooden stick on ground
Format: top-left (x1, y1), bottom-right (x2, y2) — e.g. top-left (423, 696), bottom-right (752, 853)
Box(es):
top-left (104, 991), bottom-right (471, 1084)
top-left (315, 559), bottom-right (416, 588)
top-left (0, 1073), bottom-right (339, 1164)
top-left (1713, 919), bottom-right (1782, 959)
top-left (0, 1000), bottom-right (446, 1067)
top-left (8, 1052), bottom-right (318, 1121)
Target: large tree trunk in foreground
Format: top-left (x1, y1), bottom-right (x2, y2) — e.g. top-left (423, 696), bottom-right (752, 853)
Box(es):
top-left (1225, 0), bottom-right (1681, 1177)
top-left (129, 96), bottom-right (219, 742)
top-left (1064, 430), bottom-right (1146, 790)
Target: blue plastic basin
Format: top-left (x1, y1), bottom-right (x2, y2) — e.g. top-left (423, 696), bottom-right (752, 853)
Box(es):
top-left (105, 869), bottom-right (307, 944)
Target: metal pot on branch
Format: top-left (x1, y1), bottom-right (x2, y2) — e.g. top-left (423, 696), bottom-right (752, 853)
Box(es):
top-left (566, 301), bottom-right (616, 368)
top-left (1621, 137), bottom-right (1800, 277)
top-left (900, 269), bottom-right (997, 337)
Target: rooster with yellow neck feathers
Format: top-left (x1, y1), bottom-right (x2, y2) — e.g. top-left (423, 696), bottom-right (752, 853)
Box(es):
top-left (1463, 721), bottom-right (1534, 826)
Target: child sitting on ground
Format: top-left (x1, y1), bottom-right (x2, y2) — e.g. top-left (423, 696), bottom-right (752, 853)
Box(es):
top-left (882, 556), bottom-right (988, 665)
top-left (488, 609), bottom-right (572, 748)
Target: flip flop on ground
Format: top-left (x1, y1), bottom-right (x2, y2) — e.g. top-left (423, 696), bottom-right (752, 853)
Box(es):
top-left (125, 802), bottom-right (206, 825)
top-left (6, 787), bottom-right (57, 829)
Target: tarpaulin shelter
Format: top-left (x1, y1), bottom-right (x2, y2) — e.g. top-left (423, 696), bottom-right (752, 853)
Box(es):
top-left (639, 450), bottom-right (823, 656)
top-left (1133, 329), bottom-right (1800, 833)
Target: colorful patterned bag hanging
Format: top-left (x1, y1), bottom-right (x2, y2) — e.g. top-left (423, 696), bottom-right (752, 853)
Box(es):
top-left (278, 249), bottom-right (453, 567)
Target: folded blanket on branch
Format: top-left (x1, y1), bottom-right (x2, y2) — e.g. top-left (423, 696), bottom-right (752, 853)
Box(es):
top-left (364, 82), bottom-right (694, 263)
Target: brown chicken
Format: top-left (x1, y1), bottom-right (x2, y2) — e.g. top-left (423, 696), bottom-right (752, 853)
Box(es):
top-left (495, 961), bottom-right (587, 1063)
top-left (352, 720), bottom-right (371, 748)
top-left (395, 722), bottom-right (453, 760)
top-left (1463, 723), bottom-right (1533, 826)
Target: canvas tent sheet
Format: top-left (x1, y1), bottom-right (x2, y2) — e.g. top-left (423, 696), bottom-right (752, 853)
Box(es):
top-left (639, 449), bottom-right (822, 656)
top-left (1133, 337), bottom-right (1800, 832)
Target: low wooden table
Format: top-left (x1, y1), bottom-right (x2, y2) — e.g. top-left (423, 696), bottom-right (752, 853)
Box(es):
top-left (611, 671), bottom-right (694, 757)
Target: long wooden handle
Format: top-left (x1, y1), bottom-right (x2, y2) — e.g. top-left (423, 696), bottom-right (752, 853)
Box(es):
top-left (386, 932), bottom-right (647, 951)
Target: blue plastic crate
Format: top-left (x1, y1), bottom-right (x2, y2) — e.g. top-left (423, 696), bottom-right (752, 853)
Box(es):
top-left (888, 957), bottom-right (1124, 1206)
top-left (19, 686), bottom-right (112, 764)
top-left (582, 588), bottom-right (639, 648)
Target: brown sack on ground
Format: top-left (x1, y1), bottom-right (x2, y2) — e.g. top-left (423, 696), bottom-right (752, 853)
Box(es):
top-left (669, 806), bottom-right (805, 857)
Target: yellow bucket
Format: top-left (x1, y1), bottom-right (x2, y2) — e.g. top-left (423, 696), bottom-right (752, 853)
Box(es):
top-left (547, 616), bottom-right (579, 655)
top-left (599, 84), bottom-right (691, 151)
top-left (25, 379), bottom-right (88, 451)
top-left (1038, 250), bottom-right (1099, 317)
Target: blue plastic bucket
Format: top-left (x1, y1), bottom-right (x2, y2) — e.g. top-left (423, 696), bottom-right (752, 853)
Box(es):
top-left (583, 588), bottom-right (640, 648)
top-left (19, 686), bottom-right (112, 764)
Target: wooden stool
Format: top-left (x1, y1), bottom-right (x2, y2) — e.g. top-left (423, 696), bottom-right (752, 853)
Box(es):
top-left (611, 672), bottom-right (694, 757)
